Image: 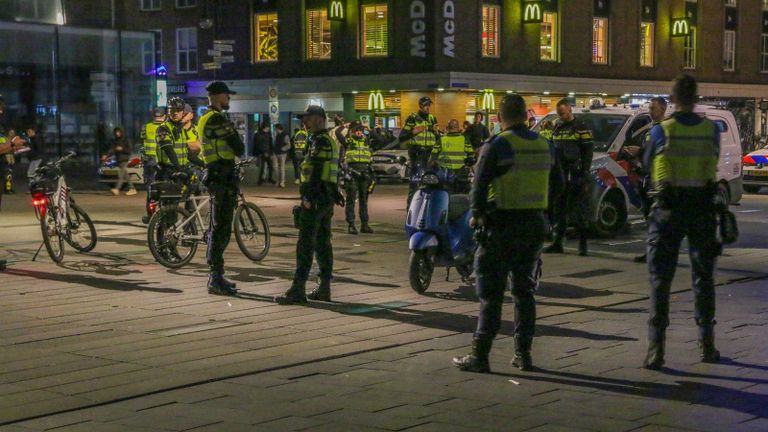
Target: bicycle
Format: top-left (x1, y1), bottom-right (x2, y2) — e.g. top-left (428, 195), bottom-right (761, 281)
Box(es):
top-left (29, 151), bottom-right (97, 263)
top-left (147, 158), bottom-right (270, 269)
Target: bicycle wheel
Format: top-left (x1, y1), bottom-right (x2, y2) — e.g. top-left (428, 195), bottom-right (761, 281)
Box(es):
top-left (40, 206), bottom-right (64, 263)
top-left (64, 201), bottom-right (97, 252)
top-left (234, 201), bottom-right (270, 262)
top-left (147, 206), bottom-right (198, 268)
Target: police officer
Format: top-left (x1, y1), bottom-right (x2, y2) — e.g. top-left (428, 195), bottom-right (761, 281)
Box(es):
top-left (343, 121), bottom-right (374, 235)
top-left (400, 96), bottom-right (439, 205)
top-left (291, 126), bottom-right (309, 185)
top-left (634, 96), bottom-right (668, 263)
top-left (430, 119), bottom-right (474, 193)
top-left (198, 82), bottom-right (244, 296)
top-left (155, 97), bottom-right (189, 180)
top-left (180, 104), bottom-right (204, 168)
top-left (277, 105), bottom-right (341, 305)
top-left (545, 99), bottom-right (594, 256)
top-left (141, 107), bottom-right (166, 223)
top-left (643, 75), bottom-right (721, 370)
top-left (453, 95), bottom-right (552, 373)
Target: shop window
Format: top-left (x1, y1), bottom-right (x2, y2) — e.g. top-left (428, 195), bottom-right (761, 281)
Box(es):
top-left (640, 22), bottom-right (654, 67)
top-left (592, 18), bottom-right (608, 64)
top-left (481, 4), bottom-right (500, 58)
top-left (306, 8), bottom-right (331, 60)
top-left (723, 30), bottom-right (736, 71)
top-left (176, 27), bottom-right (197, 73)
top-left (683, 27), bottom-right (697, 69)
top-left (540, 12), bottom-right (558, 62)
top-left (140, 0), bottom-right (160, 11)
top-left (762, 34), bottom-right (768, 72)
top-left (254, 13), bottom-right (278, 62)
top-left (361, 4), bottom-right (388, 57)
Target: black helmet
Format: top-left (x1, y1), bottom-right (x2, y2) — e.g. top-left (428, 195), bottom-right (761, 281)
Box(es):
top-left (418, 96), bottom-right (433, 106)
top-left (167, 97), bottom-right (185, 112)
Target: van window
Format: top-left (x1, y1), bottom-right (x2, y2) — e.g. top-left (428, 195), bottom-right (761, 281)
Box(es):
top-left (533, 113), bottom-right (629, 152)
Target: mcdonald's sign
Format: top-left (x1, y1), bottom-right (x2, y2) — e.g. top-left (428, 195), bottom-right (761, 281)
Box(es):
top-left (367, 92), bottom-right (385, 111)
top-left (522, 1), bottom-right (543, 24)
top-left (328, 0), bottom-right (345, 21)
top-left (481, 90), bottom-right (495, 111)
top-left (671, 17), bottom-right (690, 37)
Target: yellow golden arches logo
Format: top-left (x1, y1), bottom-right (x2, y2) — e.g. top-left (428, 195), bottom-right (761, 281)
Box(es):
top-left (367, 92), bottom-right (385, 111)
top-left (523, 2), bottom-right (543, 23)
top-left (671, 18), bottom-right (690, 37)
top-left (481, 90), bottom-right (495, 111)
top-left (328, 0), bottom-right (344, 20)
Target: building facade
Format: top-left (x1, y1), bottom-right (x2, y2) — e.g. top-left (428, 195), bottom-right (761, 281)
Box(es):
top-left (119, 0), bottom-right (768, 149)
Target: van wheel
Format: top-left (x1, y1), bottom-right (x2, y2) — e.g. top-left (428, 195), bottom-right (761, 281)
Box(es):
top-left (717, 182), bottom-right (730, 205)
top-left (742, 185), bottom-right (760, 194)
top-left (594, 192), bottom-right (627, 238)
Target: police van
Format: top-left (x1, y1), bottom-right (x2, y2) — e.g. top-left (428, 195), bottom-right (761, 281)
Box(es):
top-left (535, 105), bottom-right (743, 236)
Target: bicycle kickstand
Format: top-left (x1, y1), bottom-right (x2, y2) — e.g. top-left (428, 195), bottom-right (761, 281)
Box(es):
top-left (32, 241), bottom-right (45, 262)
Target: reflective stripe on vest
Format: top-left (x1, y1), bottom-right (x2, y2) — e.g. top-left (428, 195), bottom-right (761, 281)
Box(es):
top-left (345, 136), bottom-right (371, 164)
top-left (300, 131), bottom-right (339, 185)
top-left (143, 122), bottom-right (162, 158)
top-left (652, 118), bottom-right (718, 188)
top-left (488, 131), bottom-right (551, 210)
top-left (294, 130), bottom-right (309, 151)
top-left (156, 122), bottom-right (189, 167)
top-left (435, 134), bottom-right (468, 170)
top-left (198, 110), bottom-right (236, 164)
top-left (405, 114), bottom-right (438, 149)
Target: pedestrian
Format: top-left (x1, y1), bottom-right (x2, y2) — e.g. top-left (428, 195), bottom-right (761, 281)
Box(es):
top-left (453, 94), bottom-right (552, 373)
top-left (273, 124), bottom-right (291, 188)
top-left (634, 96), bottom-right (668, 263)
top-left (343, 121), bottom-right (374, 235)
top-left (154, 97), bottom-right (189, 181)
top-left (430, 119), bottom-right (474, 193)
top-left (197, 81), bottom-right (244, 296)
top-left (109, 127), bottom-right (137, 196)
top-left (464, 111), bottom-right (491, 153)
top-left (140, 107), bottom-right (166, 224)
top-left (291, 126), bottom-right (309, 185)
top-left (643, 75), bottom-right (722, 370)
top-left (544, 98), bottom-right (594, 256)
top-left (254, 122), bottom-right (276, 186)
top-left (277, 105), bottom-right (342, 305)
top-left (24, 125), bottom-right (45, 179)
top-left (400, 96), bottom-right (440, 205)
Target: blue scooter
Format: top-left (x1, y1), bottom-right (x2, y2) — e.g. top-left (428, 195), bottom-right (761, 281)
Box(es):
top-left (405, 167), bottom-right (476, 294)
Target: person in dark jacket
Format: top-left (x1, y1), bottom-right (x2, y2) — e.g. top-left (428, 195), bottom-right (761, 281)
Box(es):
top-left (253, 122), bottom-right (276, 185)
top-left (109, 127), bottom-right (137, 196)
top-left (273, 124), bottom-right (291, 188)
top-left (464, 111), bottom-right (491, 152)
top-left (24, 125), bottom-right (45, 178)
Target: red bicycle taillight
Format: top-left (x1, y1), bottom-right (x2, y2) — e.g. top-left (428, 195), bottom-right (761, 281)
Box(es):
top-left (32, 193), bottom-right (46, 207)
top-left (743, 155), bottom-right (757, 166)
top-left (149, 202), bottom-right (158, 214)
top-left (128, 157), bottom-right (141, 167)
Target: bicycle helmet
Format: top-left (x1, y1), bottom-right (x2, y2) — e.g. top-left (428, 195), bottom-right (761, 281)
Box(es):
top-left (167, 97), bottom-right (185, 112)
top-left (418, 96), bottom-right (433, 106)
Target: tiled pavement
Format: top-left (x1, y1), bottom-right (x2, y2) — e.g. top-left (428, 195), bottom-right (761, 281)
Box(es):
top-left (0, 186), bottom-right (767, 431)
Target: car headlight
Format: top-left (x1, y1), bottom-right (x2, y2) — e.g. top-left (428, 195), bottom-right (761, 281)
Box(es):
top-left (421, 174), bottom-right (439, 186)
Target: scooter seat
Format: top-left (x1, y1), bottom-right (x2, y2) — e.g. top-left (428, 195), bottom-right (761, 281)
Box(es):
top-left (448, 194), bottom-right (470, 222)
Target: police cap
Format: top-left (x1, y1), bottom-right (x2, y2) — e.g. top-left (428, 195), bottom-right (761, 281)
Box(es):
top-left (206, 81), bottom-right (236, 96)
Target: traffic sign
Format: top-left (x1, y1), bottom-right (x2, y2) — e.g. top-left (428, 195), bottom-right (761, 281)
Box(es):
top-left (213, 44), bottom-right (233, 52)
top-left (202, 62), bottom-right (220, 70)
top-left (214, 39), bottom-right (235, 45)
top-left (214, 55), bottom-right (234, 63)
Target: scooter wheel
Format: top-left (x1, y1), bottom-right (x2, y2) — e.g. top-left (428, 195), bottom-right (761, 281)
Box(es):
top-left (409, 250), bottom-right (434, 294)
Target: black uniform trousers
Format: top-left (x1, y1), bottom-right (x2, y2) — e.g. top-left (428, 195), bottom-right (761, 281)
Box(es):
top-left (475, 211), bottom-right (546, 347)
top-left (294, 202), bottom-right (334, 285)
top-left (206, 162), bottom-right (238, 274)
top-left (647, 192), bottom-right (719, 341)
top-left (552, 176), bottom-right (590, 241)
top-left (345, 163), bottom-right (371, 225)
top-left (143, 160), bottom-right (157, 216)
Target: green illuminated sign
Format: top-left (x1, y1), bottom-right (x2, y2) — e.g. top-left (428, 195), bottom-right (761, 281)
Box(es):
top-left (328, 0), bottom-right (345, 21)
top-left (367, 91), bottom-right (385, 111)
top-left (522, 1), bottom-right (543, 24)
top-left (671, 18), bottom-right (690, 37)
top-left (481, 90), bottom-right (495, 111)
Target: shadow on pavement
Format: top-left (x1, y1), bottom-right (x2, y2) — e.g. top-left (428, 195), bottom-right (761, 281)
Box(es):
top-left (3, 268), bottom-right (183, 294)
top-left (226, 265), bottom-right (401, 288)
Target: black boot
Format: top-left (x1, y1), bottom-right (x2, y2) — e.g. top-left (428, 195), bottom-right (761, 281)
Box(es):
top-left (643, 336), bottom-right (665, 370)
top-left (347, 224), bottom-right (358, 235)
top-left (208, 273), bottom-right (238, 296)
top-left (578, 235), bottom-right (588, 257)
top-left (452, 336), bottom-right (492, 373)
top-left (220, 275), bottom-right (237, 289)
top-left (699, 335), bottom-right (720, 363)
top-left (276, 281), bottom-right (308, 305)
top-left (308, 279), bottom-right (331, 302)
top-left (360, 223), bottom-right (374, 234)
top-left (511, 336), bottom-right (533, 371)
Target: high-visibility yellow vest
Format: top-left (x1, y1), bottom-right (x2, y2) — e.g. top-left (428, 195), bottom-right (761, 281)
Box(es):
top-left (403, 113), bottom-right (438, 149)
top-left (198, 109), bottom-right (236, 164)
top-left (345, 136), bottom-right (372, 164)
top-left (652, 117), bottom-right (718, 188)
top-left (142, 121), bottom-right (163, 159)
top-left (300, 131), bottom-right (339, 184)
top-left (294, 130), bottom-right (309, 153)
top-left (539, 129), bottom-right (553, 141)
top-left (488, 131), bottom-right (551, 210)
top-left (434, 133), bottom-right (471, 170)
top-left (156, 122), bottom-right (189, 167)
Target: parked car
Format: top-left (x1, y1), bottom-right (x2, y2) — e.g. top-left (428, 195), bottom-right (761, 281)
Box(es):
top-left (372, 149), bottom-right (409, 182)
top-left (98, 153), bottom-right (144, 188)
top-left (535, 105), bottom-right (743, 236)
top-left (741, 144), bottom-right (768, 193)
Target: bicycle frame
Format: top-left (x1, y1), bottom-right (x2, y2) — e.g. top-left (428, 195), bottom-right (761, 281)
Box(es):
top-left (169, 194), bottom-right (210, 242)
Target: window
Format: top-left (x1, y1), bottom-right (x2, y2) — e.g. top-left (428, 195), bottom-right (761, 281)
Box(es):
top-left (254, 13), bottom-right (278, 62)
top-left (639, 22), bottom-right (654, 67)
top-left (175, 0), bottom-right (195, 8)
top-left (725, 0), bottom-right (736, 5)
top-left (684, 27), bottom-right (697, 69)
top-left (140, 0), bottom-right (160, 11)
top-left (723, 30), bottom-right (736, 71)
top-left (481, 4), bottom-right (500, 58)
top-left (540, 12), bottom-right (558, 61)
top-left (762, 34), bottom-right (768, 72)
top-left (142, 31), bottom-right (161, 74)
top-left (361, 4), bottom-right (388, 57)
top-left (592, 18), bottom-right (608, 64)
top-left (306, 9), bottom-right (331, 60)
top-left (176, 27), bottom-right (197, 73)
